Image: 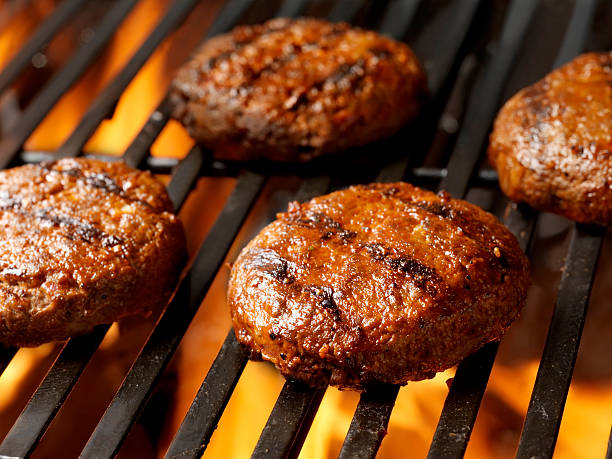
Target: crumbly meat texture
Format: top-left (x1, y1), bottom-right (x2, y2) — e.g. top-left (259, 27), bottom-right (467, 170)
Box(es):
top-left (170, 17), bottom-right (427, 162)
top-left (488, 52), bottom-right (612, 225)
top-left (228, 183), bottom-right (530, 390)
top-left (0, 158), bottom-right (186, 347)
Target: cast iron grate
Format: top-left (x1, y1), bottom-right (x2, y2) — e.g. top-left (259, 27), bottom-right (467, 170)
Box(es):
top-left (0, 0), bottom-right (607, 458)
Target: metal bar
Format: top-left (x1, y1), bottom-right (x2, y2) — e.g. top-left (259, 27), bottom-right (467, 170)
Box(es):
top-left (427, 202), bottom-right (536, 459)
top-left (327, 0), bottom-right (369, 23)
top-left (416, 0), bottom-right (481, 97)
top-left (338, 385), bottom-right (401, 459)
top-left (427, 343), bottom-right (498, 459)
top-left (0, 0), bottom-right (139, 169)
top-left (607, 426), bottom-right (612, 459)
top-left (167, 174), bottom-right (330, 459)
top-left (377, 0), bottom-right (422, 39)
top-left (516, 224), bottom-right (604, 459)
top-left (56, 0), bottom-right (205, 158)
top-left (0, 347), bottom-right (18, 375)
top-left (167, 146), bottom-right (205, 213)
top-left (80, 170), bottom-right (265, 458)
top-left (0, 0), bottom-right (89, 95)
top-left (252, 382), bottom-right (325, 459)
top-left (439, 0), bottom-right (538, 198)
top-left (165, 331), bottom-right (248, 459)
top-left (552, 0), bottom-right (598, 69)
top-left (275, 0), bottom-right (310, 18)
top-left (0, 327), bottom-right (108, 458)
top-left (121, 98), bottom-right (171, 168)
top-left (204, 0), bottom-right (255, 39)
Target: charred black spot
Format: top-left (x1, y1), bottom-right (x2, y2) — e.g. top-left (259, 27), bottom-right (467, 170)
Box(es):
top-left (249, 249), bottom-right (291, 282)
top-left (269, 332), bottom-right (277, 340)
top-left (280, 353), bottom-right (286, 360)
top-left (37, 163), bottom-right (153, 209)
top-left (0, 193), bottom-right (123, 247)
top-left (414, 201), bottom-right (455, 219)
top-left (305, 285), bottom-right (342, 322)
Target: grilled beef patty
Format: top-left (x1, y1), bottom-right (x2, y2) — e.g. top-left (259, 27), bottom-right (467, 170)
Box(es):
top-left (0, 158), bottom-right (186, 347)
top-left (228, 183), bottom-right (530, 390)
top-left (489, 52), bottom-right (612, 225)
top-left (170, 17), bottom-right (427, 162)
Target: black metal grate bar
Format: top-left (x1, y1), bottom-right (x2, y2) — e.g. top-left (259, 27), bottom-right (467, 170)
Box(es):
top-left (0, 0), bottom-right (139, 169)
top-left (0, 347), bottom-right (18, 375)
top-left (203, 0), bottom-right (256, 39)
top-left (0, 327), bottom-right (107, 458)
top-left (552, 0), bottom-right (598, 68)
top-left (427, 343), bottom-right (499, 459)
top-left (327, 0), bottom-right (369, 23)
top-left (167, 146), bottom-right (204, 213)
top-left (167, 173), bottom-right (332, 458)
top-left (252, 382), bottom-right (326, 459)
top-left (607, 426), bottom-right (612, 459)
top-left (275, 0), bottom-right (310, 18)
top-left (55, 0), bottom-right (205, 159)
top-left (165, 331), bottom-right (248, 459)
top-left (80, 170), bottom-right (265, 458)
top-left (516, 224), bottom-right (604, 459)
top-left (416, 0), bottom-right (481, 98)
top-left (121, 98), bottom-right (171, 168)
top-left (430, 1), bottom-right (601, 455)
top-left (338, 385), bottom-right (400, 459)
top-left (439, 0), bottom-right (537, 198)
top-left (377, 0), bottom-right (422, 39)
top-left (0, 0), bottom-right (89, 95)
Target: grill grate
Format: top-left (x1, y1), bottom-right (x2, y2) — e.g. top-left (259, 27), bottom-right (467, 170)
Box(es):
top-left (0, 0), bottom-right (608, 458)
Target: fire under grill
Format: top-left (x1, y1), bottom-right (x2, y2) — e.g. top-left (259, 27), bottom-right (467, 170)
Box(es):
top-left (0, 0), bottom-right (609, 457)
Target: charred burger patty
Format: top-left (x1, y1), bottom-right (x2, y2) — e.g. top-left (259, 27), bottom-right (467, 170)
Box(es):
top-left (170, 17), bottom-right (427, 162)
top-left (489, 52), bottom-right (612, 226)
top-left (0, 158), bottom-right (186, 347)
top-left (228, 182), bottom-right (530, 390)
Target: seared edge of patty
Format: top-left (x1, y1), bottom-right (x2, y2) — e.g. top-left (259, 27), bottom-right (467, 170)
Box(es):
top-left (228, 183), bottom-right (530, 389)
top-left (170, 17), bottom-right (428, 161)
top-left (488, 52), bottom-right (612, 225)
top-left (0, 158), bottom-right (186, 347)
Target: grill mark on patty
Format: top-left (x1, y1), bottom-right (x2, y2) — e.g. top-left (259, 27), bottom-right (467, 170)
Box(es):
top-left (408, 199), bottom-right (510, 272)
top-left (286, 58), bottom-right (368, 112)
top-left (244, 248), bottom-right (294, 283)
top-left (0, 193), bottom-right (123, 247)
top-left (285, 210), bottom-right (356, 242)
top-left (362, 242), bottom-right (442, 295)
top-left (38, 162), bottom-right (154, 210)
top-left (285, 208), bottom-right (444, 295)
top-left (245, 248), bottom-right (343, 322)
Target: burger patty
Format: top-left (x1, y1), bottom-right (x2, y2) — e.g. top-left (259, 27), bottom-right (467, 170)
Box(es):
top-left (489, 52), bottom-right (612, 226)
top-left (170, 17), bottom-right (427, 162)
top-left (228, 183), bottom-right (530, 390)
top-left (0, 158), bottom-right (186, 347)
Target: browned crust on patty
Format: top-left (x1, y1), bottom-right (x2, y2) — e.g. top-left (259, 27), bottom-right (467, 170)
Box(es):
top-left (228, 182), bottom-right (530, 390)
top-left (170, 17), bottom-right (428, 162)
top-left (488, 52), bottom-right (612, 226)
top-left (0, 158), bottom-right (186, 347)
